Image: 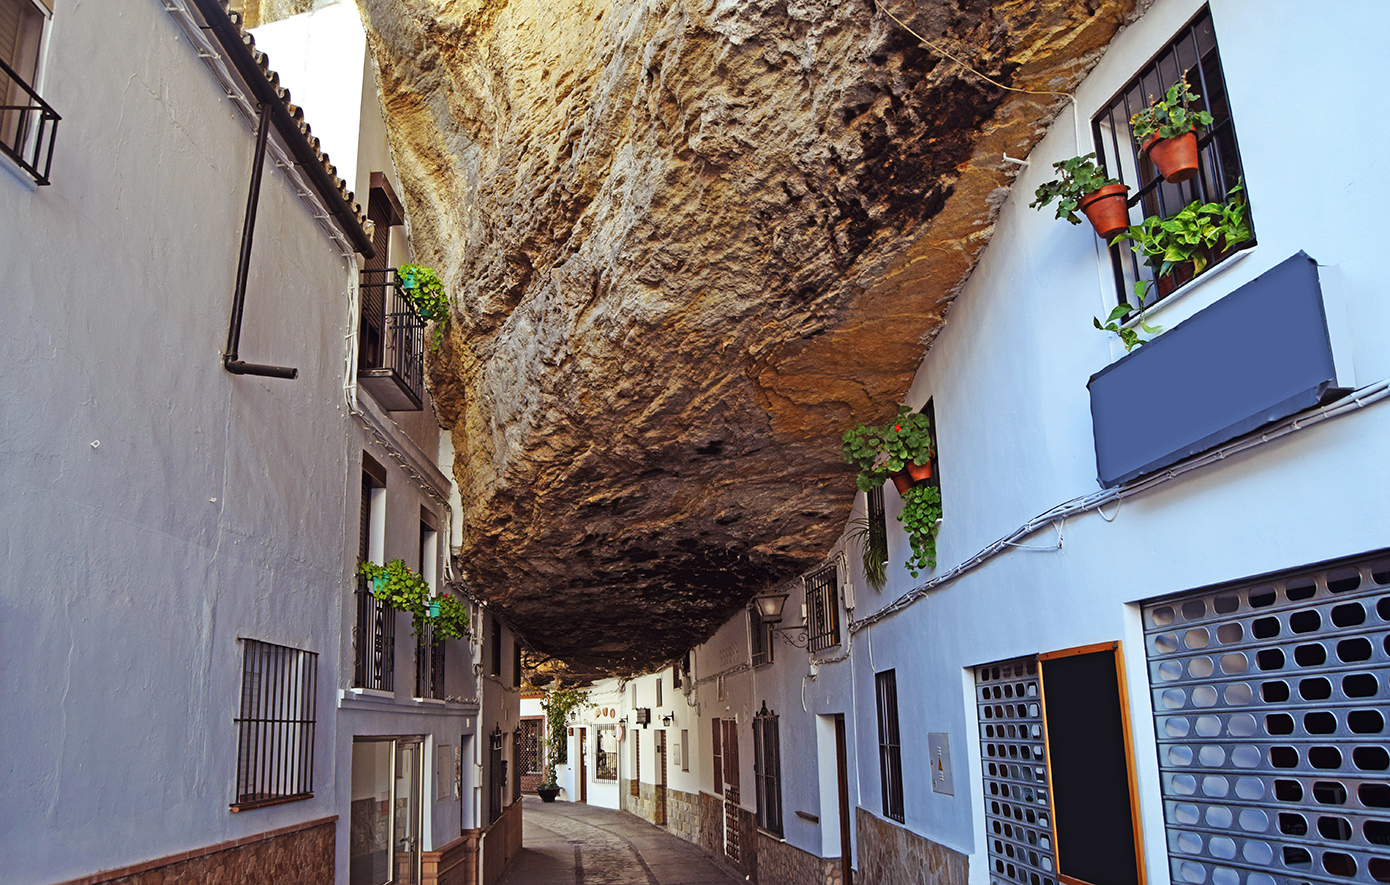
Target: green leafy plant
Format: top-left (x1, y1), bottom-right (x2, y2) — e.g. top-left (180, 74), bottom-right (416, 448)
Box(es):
top-left (538, 687), bottom-right (592, 789)
top-left (897, 484), bottom-right (943, 578)
top-left (1029, 153), bottom-right (1119, 225)
top-left (841, 406), bottom-right (934, 492)
top-left (1129, 76), bottom-right (1214, 143)
top-left (847, 516), bottom-right (888, 591)
top-left (358, 559), bottom-right (470, 643)
top-left (1093, 303), bottom-right (1162, 352)
top-left (398, 263), bottom-right (449, 351)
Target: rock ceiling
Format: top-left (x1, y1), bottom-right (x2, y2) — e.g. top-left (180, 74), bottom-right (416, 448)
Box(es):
top-left (354, 0), bottom-right (1136, 678)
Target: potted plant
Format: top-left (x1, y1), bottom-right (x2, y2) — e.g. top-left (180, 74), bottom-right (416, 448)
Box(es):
top-left (538, 688), bottom-right (590, 802)
top-left (842, 421), bottom-right (892, 491)
top-left (358, 559), bottom-right (470, 642)
top-left (898, 484), bottom-right (943, 578)
top-left (1129, 76), bottom-right (1213, 183)
top-left (847, 516), bottom-right (888, 591)
top-left (1029, 152), bottom-right (1130, 239)
top-left (397, 263), bottom-right (450, 351)
top-left (842, 406), bottom-right (935, 496)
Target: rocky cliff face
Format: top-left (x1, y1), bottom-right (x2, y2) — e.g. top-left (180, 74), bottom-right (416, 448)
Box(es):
top-left (357, 0), bottom-right (1133, 677)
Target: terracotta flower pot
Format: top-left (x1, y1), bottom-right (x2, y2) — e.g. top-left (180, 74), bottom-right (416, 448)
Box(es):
top-left (1078, 183), bottom-right (1131, 240)
top-left (1155, 261), bottom-right (1196, 299)
top-left (1143, 132), bottom-right (1199, 183)
top-left (891, 472), bottom-right (914, 496)
top-left (906, 461), bottom-right (933, 483)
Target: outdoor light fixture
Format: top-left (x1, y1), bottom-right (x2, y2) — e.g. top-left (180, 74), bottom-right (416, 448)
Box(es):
top-left (661, 713), bottom-right (674, 727)
top-left (752, 590), bottom-right (789, 623)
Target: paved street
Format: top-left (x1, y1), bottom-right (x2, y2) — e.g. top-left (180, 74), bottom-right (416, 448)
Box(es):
top-left (498, 797), bottom-right (742, 885)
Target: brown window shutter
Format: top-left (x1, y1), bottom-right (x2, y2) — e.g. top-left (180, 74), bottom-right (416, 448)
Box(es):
top-left (711, 717), bottom-right (722, 796)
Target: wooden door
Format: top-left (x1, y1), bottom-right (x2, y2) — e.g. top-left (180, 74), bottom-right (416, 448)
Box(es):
top-left (722, 719), bottom-right (741, 862)
top-left (835, 715), bottom-right (853, 885)
top-left (655, 730), bottom-right (668, 825)
top-left (578, 728), bottom-right (588, 803)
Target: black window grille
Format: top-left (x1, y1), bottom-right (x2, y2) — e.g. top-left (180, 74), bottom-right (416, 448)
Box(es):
top-left (753, 702), bottom-right (783, 837)
top-left (876, 669), bottom-right (904, 823)
top-left (488, 727), bottom-right (506, 822)
top-left (805, 563), bottom-right (841, 653)
top-left (233, 639), bottom-right (317, 810)
top-left (490, 616), bottom-right (502, 676)
top-left (655, 676), bottom-right (662, 707)
top-left (868, 484), bottom-right (887, 555)
top-left (1093, 6), bottom-right (1251, 311)
top-left (0, 4), bottom-right (59, 187)
top-left (354, 573), bottom-right (395, 691)
top-left (414, 623), bottom-right (444, 700)
top-left (357, 268), bottom-right (425, 411)
top-left (521, 719), bottom-right (543, 776)
top-left (750, 605), bottom-right (775, 667)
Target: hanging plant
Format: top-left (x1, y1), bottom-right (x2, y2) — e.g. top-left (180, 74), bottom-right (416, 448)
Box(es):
top-left (397, 263), bottom-right (450, 352)
top-left (1129, 76), bottom-right (1213, 183)
top-left (539, 688), bottom-right (592, 790)
top-left (358, 559), bottom-right (470, 643)
top-left (1029, 153), bottom-right (1130, 239)
top-left (897, 484), bottom-right (943, 578)
top-left (842, 405), bottom-right (935, 493)
top-left (847, 516), bottom-right (888, 591)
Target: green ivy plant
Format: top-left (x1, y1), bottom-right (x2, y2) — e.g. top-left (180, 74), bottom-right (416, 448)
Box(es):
top-left (1128, 76), bottom-right (1214, 142)
top-left (1028, 153), bottom-right (1119, 225)
top-left (398, 263), bottom-right (450, 351)
top-left (897, 484), bottom-right (943, 578)
top-left (1094, 303), bottom-right (1162, 352)
top-left (841, 422), bottom-right (891, 491)
top-left (538, 687), bottom-right (592, 789)
top-left (358, 559), bottom-right (470, 643)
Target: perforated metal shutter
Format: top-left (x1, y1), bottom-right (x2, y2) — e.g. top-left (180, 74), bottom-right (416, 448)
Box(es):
top-left (976, 658), bottom-right (1057, 885)
top-left (1143, 553), bottom-right (1390, 885)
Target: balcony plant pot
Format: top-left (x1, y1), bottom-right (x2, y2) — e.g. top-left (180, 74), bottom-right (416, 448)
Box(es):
top-left (537, 786), bottom-right (560, 803)
top-left (372, 575), bottom-right (388, 596)
top-left (1078, 184), bottom-right (1131, 239)
top-left (891, 471), bottom-right (914, 496)
top-left (906, 461), bottom-right (933, 483)
top-left (1155, 261), bottom-right (1196, 299)
top-left (1142, 132), bottom-right (1199, 183)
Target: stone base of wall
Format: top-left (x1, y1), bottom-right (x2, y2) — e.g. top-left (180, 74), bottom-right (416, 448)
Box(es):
top-left (756, 832), bottom-right (843, 885)
top-left (666, 787), bottom-right (701, 844)
top-left (423, 830), bottom-right (479, 885)
top-left (52, 816), bottom-right (335, 885)
top-left (856, 808), bottom-right (967, 885)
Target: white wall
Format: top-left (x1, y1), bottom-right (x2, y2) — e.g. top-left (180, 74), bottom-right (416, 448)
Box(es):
top-left (0, 3), bottom-right (358, 882)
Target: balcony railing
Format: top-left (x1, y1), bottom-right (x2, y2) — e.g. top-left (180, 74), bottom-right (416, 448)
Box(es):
top-left (354, 575), bottom-right (396, 692)
top-left (415, 624), bottom-right (445, 700)
top-left (0, 56), bottom-right (60, 186)
top-left (358, 268), bottom-right (425, 411)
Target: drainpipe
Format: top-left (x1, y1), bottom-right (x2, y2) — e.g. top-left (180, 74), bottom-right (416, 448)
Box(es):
top-left (224, 101), bottom-right (298, 380)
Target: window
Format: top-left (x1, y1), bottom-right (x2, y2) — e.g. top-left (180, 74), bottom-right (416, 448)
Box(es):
top-left (356, 174), bottom-right (424, 411)
top-left (513, 637), bottom-right (522, 688)
top-left (632, 731), bottom-right (641, 797)
top-left (805, 562), bottom-right (841, 652)
top-left (711, 717), bottom-right (723, 796)
top-left (681, 728), bottom-right (690, 772)
top-left (875, 670), bottom-right (904, 823)
top-left (655, 676), bottom-right (662, 707)
top-left (750, 604), bottom-right (775, 667)
top-left (1094, 6), bottom-right (1251, 310)
top-left (488, 727), bottom-right (505, 823)
top-left (594, 726), bottom-right (617, 781)
top-left (1142, 552), bottom-right (1390, 885)
top-left (355, 458), bottom-right (392, 691)
top-left (975, 647), bottom-right (1142, 885)
top-left (0, 0), bottom-right (58, 185)
top-left (414, 627), bottom-right (443, 700)
top-left (490, 616), bottom-right (502, 677)
top-left (753, 703), bottom-right (783, 837)
top-left (233, 639), bottom-right (317, 810)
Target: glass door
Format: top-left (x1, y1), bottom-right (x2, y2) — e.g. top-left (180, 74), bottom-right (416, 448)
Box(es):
top-left (350, 738), bottom-right (423, 885)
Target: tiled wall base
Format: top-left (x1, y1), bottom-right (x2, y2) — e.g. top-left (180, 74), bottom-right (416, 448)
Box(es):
top-left (756, 832), bottom-right (843, 885)
top-left (423, 830), bottom-right (480, 885)
top-left (52, 816), bottom-right (335, 885)
top-left (856, 808), bottom-right (967, 885)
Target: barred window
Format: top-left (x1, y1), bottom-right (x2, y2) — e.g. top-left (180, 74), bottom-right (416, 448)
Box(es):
top-left (233, 639), bottom-right (318, 810)
top-left (806, 563), bottom-right (841, 653)
top-left (876, 669), bottom-right (904, 823)
top-left (750, 604), bottom-right (774, 667)
top-left (753, 702), bottom-right (783, 837)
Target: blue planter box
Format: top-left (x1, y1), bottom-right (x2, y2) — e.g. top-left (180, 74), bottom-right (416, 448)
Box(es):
top-left (1088, 252), bottom-right (1349, 488)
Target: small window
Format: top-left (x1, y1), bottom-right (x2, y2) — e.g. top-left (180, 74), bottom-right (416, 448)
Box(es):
top-left (0, 0), bottom-right (59, 185)
top-left (490, 617), bottom-right (502, 677)
top-left (805, 563), bottom-right (841, 652)
top-left (655, 676), bottom-right (662, 707)
top-left (753, 703), bottom-right (783, 837)
top-left (876, 670), bottom-right (904, 823)
top-left (681, 728), bottom-right (690, 772)
top-left (233, 639), bottom-right (318, 810)
top-left (594, 726), bottom-right (617, 781)
top-left (631, 732), bottom-right (641, 796)
top-left (1094, 6), bottom-right (1252, 311)
top-left (711, 718), bottom-right (723, 796)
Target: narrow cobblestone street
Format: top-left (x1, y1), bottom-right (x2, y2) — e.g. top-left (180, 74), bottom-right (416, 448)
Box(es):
top-left (498, 797), bottom-right (742, 885)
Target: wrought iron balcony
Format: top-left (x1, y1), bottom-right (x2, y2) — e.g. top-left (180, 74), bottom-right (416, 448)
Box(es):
top-left (358, 268), bottom-right (425, 411)
top-left (415, 625), bottom-right (445, 700)
top-left (0, 56), bottom-right (60, 186)
top-left (353, 575), bottom-right (396, 692)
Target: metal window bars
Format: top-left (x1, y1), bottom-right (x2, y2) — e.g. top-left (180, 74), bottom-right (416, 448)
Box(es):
top-left (753, 702), bottom-right (783, 836)
top-left (1091, 7), bottom-right (1251, 312)
top-left (0, 55), bottom-right (59, 186)
top-left (414, 622), bottom-right (445, 700)
top-left (354, 573), bottom-right (396, 692)
top-left (232, 639), bottom-right (318, 810)
top-left (877, 669), bottom-right (905, 823)
top-left (805, 563), bottom-right (841, 653)
top-left (357, 268), bottom-right (426, 411)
